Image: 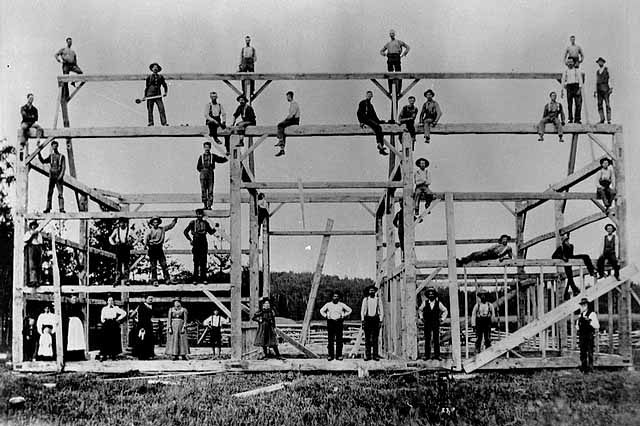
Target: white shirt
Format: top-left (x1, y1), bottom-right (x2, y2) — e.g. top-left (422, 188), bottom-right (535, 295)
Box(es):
top-left (599, 167), bottom-right (615, 187)
top-left (101, 305), bottom-right (126, 322)
top-left (37, 312), bottom-right (58, 334)
top-left (204, 314), bottom-right (229, 328)
top-left (109, 227), bottom-right (130, 245)
top-left (241, 46), bottom-right (256, 59)
top-left (320, 302), bottom-right (352, 320)
top-left (360, 296), bottom-right (384, 320)
top-left (415, 168), bottom-right (431, 186)
top-left (24, 230), bottom-right (43, 245)
top-left (562, 67), bottom-right (583, 87)
top-left (205, 101), bottom-right (226, 121)
top-left (287, 101), bottom-right (300, 119)
top-left (576, 311), bottom-right (600, 331)
top-left (258, 198), bottom-right (268, 209)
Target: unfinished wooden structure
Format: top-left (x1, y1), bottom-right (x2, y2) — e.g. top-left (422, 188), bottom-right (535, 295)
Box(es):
top-left (12, 71), bottom-right (636, 373)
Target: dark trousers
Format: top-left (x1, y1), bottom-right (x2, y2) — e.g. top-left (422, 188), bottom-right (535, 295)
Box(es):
top-left (566, 83), bottom-right (582, 123)
top-left (475, 317), bottom-right (491, 352)
top-left (147, 98), bottom-right (167, 126)
top-left (210, 326), bottom-right (222, 349)
top-left (115, 244), bottom-right (130, 281)
top-left (597, 251), bottom-right (620, 279)
top-left (362, 120), bottom-right (384, 146)
top-left (27, 245), bottom-right (42, 286)
top-left (401, 120), bottom-right (416, 139)
top-left (563, 254), bottom-right (596, 298)
top-left (414, 184), bottom-right (433, 215)
top-left (579, 332), bottom-right (595, 372)
top-left (62, 63), bottom-right (83, 75)
top-left (327, 319), bottom-right (344, 358)
top-left (207, 117), bottom-right (225, 138)
top-left (276, 117), bottom-right (299, 148)
top-left (258, 207), bottom-right (269, 234)
top-left (363, 316), bottom-right (380, 359)
top-left (148, 244), bottom-right (170, 282)
top-left (537, 116), bottom-right (563, 138)
top-left (424, 323), bottom-right (440, 358)
top-left (597, 179), bottom-right (616, 208)
top-left (20, 122), bottom-right (43, 145)
top-left (46, 174), bottom-right (64, 211)
top-left (386, 54), bottom-right (402, 93)
top-left (397, 228), bottom-right (404, 258)
top-left (200, 169), bottom-right (214, 209)
top-left (460, 250), bottom-right (496, 265)
top-left (24, 335), bottom-right (37, 360)
top-left (239, 58), bottom-right (255, 92)
top-left (192, 239), bottom-right (208, 281)
top-left (596, 89), bottom-right (611, 122)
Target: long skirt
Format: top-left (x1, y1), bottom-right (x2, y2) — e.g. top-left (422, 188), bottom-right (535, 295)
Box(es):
top-left (254, 323), bottom-right (278, 347)
top-left (67, 317), bottom-right (86, 351)
top-left (165, 319), bottom-right (189, 356)
top-left (134, 323), bottom-right (156, 359)
top-left (37, 333), bottom-right (54, 359)
top-left (100, 319), bottom-right (122, 358)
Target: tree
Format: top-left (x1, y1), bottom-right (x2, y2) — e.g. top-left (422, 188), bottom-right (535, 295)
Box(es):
top-left (0, 137), bottom-right (16, 348)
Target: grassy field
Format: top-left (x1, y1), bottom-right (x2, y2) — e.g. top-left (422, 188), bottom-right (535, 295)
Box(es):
top-left (1, 370), bottom-right (639, 426)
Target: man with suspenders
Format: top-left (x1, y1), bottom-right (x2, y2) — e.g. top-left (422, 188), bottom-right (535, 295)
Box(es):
top-left (109, 218), bottom-right (133, 285)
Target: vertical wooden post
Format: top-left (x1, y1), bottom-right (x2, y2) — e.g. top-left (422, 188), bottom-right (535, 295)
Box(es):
top-left (11, 135), bottom-right (28, 365)
top-left (445, 193), bottom-right (461, 370)
top-left (607, 291), bottom-right (614, 353)
top-left (262, 222), bottom-right (270, 298)
top-left (538, 267), bottom-right (546, 358)
top-left (561, 134), bottom-right (579, 213)
top-left (229, 136), bottom-right (243, 360)
top-left (553, 200), bottom-right (566, 353)
top-left (249, 192), bottom-right (260, 314)
top-left (464, 268), bottom-right (469, 359)
top-left (300, 219), bottom-right (334, 345)
top-left (50, 234), bottom-right (64, 370)
top-left (375, 206), bottom-right (388, 353)
top-left (400, 133), bottom-right (417, 359)
top-left (385, 151), bottom-right (398, 355)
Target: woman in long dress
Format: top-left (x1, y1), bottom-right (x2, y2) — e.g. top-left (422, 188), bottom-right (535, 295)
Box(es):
top-left (65, 295), bottom-right (86, 361)
top-left (99, 296), bottom-right (127, 361)
top-left (165, 299), bottom-right (189, 360)
top-left (133, 295), bottom-right (156, 359)
top-left (253, 298), bottom-right (281, 359)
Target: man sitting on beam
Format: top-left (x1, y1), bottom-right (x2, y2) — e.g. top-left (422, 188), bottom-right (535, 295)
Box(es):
top-left (551, 233), bottom-right (596, 300)
top-left (457, 234), bottom-right (513, 266)
top-left (357, 90), bottom-right (388, 156)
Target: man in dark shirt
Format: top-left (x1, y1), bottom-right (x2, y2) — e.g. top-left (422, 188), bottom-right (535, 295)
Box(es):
top-left (551, 233), bottom-right (596, 299)
top-left (597, 224), bottom-right (620, 281)
top-left (399, 96), bottom-right (418, 145)
top-left (419, 90), bottom-right (442, 143)
top-left (537, 91), bottom-right (565, 143)
top-left (392, 202), bottom-right (404, 260)
top-left (357, 91), bottom-right (388, 156)
top-left (594, 57), bottom-right (612, 124)
top-left (231, 95), bottom-right (256, 147)
top-left (20, 93), bottom-right (43, 145)
top-left (54, 37), bottom-right (83, 87)
top-left (197, 141), bottom-right (228, 210)
top-left (38, 140), bottom-right (66, 213)
top-left (184, 209), bottom-right (216, 283)
top-left (145, 62), bottom-right (168, 126)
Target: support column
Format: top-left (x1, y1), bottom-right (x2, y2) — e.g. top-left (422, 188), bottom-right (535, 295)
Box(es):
top-left (262, 218), bottom-right (270, 298)
top-left (229, 135), bottom-right (243, 360)
top-left (445, 193), bottom-right (461, 370)
top-left (515, 202), bottom-right (527, 328)
top-left (50, 234), bottom-right (64, 370)
top-left (375, 205), bottom-right (388, 353)
top-left (554, 200), bottom-right (566, 353)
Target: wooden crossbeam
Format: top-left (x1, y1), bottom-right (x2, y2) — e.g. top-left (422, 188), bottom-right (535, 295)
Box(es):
top-left (25, 137), bottom-right (56, 164)
top-left (67, 81), bottom-right (87, 102)
top-left (300, 219), bottom-right (333, 345)
top-left (382, 137), bottom-right (402, 158)
top-left (297, 178), bottom-right (306, 229)
top-left (242, 181), bottom-right (404, 189)
top-left (268, 230), bottom-right (374, 236)
top-left (499, 201), bottom-right (516, 216)
top-left (275, 328), bottom-right (320, 358)
top-left (202, 289), bottom-right (232, 317)
top-left (463, 264), bottom-right (638, 373)
top-left (586, 133), bottom-right (616, 160)
top-left (130, 248), bottom-right (251, 256)
top-left (221, 80), bottom-right (243, 97)
top-left (370, 79), bottom-right (391, 99)
top-left (238, 134), bottom-right (269, 162)
top-left (42, 233), bottom-right (116, 259)
top-left (521, 211), bottom-right (608, 250)
top-left (415, 267), bottom-right (443, 295)
top-left (251, 80), bottom-right (272, 101)
top-left (398, 78), bottom-right (421, 99)
top-left (416, 259), bottom-right (597, 269)
top-left (416, 238), bottom-right (501, 246)
top-left (26, 283), bottom-right (232, 294)
top-left (26, 209), bottom-right (228, 220)
top-left (359, 202), bottom-right (375, 217)
top-left (269, 203), bottom-right (284, 217)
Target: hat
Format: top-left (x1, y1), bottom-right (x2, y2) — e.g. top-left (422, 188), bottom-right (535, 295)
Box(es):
top-left (28, 220), bottom-right (39, 229)
top-left (578, 297), bottom-right (589, 305)
top-left (149, 62), bottom-right (162, 72)
top-left (499, 234), bottom-right (512, 242)
top-left (236, 95), bottom-right (247, 102)
top-left (117, 217), bottom-right (128, 224)
top-left (596, 57), bottom-right (606, 64)
top-left (366, 285), bottom-right (378, 293)
top-left (604, 224), bottom-right (616, 232)
top-left (415, 157), bottom-right (429, 167)
top-left (203, 140), bottom-right (212, 147)
top-left (427, 287), bottom-right (436, 294)
top-left (599, 157), bottom-right (612, 166)
top-left (195, 208), bottom-right (204, 215)
top-left (149, 216), bottom-right (162, 225)
top-left (424, 89), bottom-right (435, 96)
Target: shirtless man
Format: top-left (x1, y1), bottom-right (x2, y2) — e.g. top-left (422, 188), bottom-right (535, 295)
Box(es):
top-left (564, 35), bottom-right (584, 68)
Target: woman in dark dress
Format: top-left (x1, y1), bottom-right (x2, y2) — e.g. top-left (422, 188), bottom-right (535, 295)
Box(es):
top-left (99, 296), bottom-right (127, 361)
top-left (65, 295), bottom-right (86, 361)
top-left (133, 295), bottom-right (156, 359)
top-left (165, 299), bottom-right (189, 360)
top-left (253, 297), bottom-right (281, 359)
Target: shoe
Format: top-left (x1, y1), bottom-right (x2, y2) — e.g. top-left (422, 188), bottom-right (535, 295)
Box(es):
top-left (327, 356), bottom-right (334, 361)
top-left (163, 123), bottom-right (169, 126)
top-left (336, 356), bottom-right (343, 361)
top-left (275, 149), bottom-right (285, 157)
top-left (153, 280), bottom-right (159, 287)
top-left (364, 356), bottom-right (371, 361)
top-left (575, 120), bottom-right (582, 124)
top-left (274, 141), bottom-right (284, 147)
top-left (181, 356), bottom-right (187, 360)
top-left (607, 120), bottom-right (611, 124)
top-left (43, 209), bottom-right (51, 213)
top-left (558, 137), bottom-right (564, 143)
top-left (59, 209), bottom-right (66, 213)
top-left (373, 356), bottom-right (381, 361)
top-left (147, 123), bottom-right (154, 127)
top-left (615, 275), bottom-right (621, 281)
top-left (599, 120), bottom-right (605, 124)
top-left (378, 147), bottom-right (388, 156)
top-left (537, 136), bottom-right (544, 142)
top-left (425, 137), bottom-right (430, 144)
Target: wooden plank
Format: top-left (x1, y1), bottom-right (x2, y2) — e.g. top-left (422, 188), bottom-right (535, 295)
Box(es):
top-left (398, 78), bottom-right (421, 99)
top-left (24, 137), bottom-right (56, 164)
top-left (275, 329), bottom-right (320, 358)
top-left (297, 178), bottom-right (306, 229)
top-left (370, 79), bottom-right (391, 99)
top-left (202, 289), bottom-right (232, 317)
top-left (250, 80), bottom-right (272, 102)
top-left (50, 234), bottom-right (64, 370)
top-left (463, 264), bottom-right (638, 373)
top-left (27, 283), bottom-right (231, 294)
top-left (66, 81), bottom-right (87, 102)
top-left (221, 80), bottom-right (243, 97)
top-left (232, 382), bottom-right (289, 398)
top-left (26, 210), bottom-right (229, 220)
top-left (249, 192), bottom-right (260, 315)
top-left (499, 201), bottom-right (516, 216)
top-left (130, 249), bottom-right (252, 256)
top-left (41, 233), bottom-right (116, 259)
top-left (359, 202), bottom-right (375, 217)
top-left (445, 193), bottom-right (462, 370)
top-left (268, 230), bottom-right (374, 236)
top-left (238, 134), bottom-right (269, 163)
top-left (416, 237), bottom-right (499, 246)
top-left (586, 133), bottom-right (616, 160)
top-left (416, 259), bottom-right (594, 268)
top-left (229, 137), bottom-right (243, 360)
top-left (348, 328), bottom-right (364, 358)
top-left (521, 212), bottom-right (608, 250)
top-left (262, 228), bottom-right (271, 298)
top-left (242, 181), bottom-right (404, 189)
top-left (561, 134), bottom-right (580, 213)
top-left (415, 267), bottom-right (443, 295)
top-left (554, 200), bottom-right (567, 353)
top-left (300, 219), bottom-right (334, 345)
top-left (12, 142), bottom-right (28, 364)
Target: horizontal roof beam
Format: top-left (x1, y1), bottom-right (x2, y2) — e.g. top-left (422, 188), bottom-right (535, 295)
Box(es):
top-left (25, 283), bottom-right (232, 294)
top-left (28, 123), bottom-right (621, 139)
top-left (57, 72), bottom-right (562, 84)
top-left (416, 258), bottom-right (593, 268)
top-left (242, 181), bottom-right (404, 189)
top-left (521, 211), bottom-right (609, 250)
top-left (269, 230), bottom-right (375, 236)
top-left (26, 210), bottom-right (229, 221)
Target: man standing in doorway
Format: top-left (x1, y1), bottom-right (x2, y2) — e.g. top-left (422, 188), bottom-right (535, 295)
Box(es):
top-left (360, 285), bottom-right (383, 361)
top-left (419, 288), bottom-right (448, 360)
top-left (320, 291), bottom-right (352, 361)
top-left (38, 140), bottom-right (66, 213)
top-left (380, 29), bottom-right (410, 94)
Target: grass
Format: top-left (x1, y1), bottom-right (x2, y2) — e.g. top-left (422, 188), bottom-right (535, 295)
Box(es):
top-left (1, 370), bottom-right (639, 425)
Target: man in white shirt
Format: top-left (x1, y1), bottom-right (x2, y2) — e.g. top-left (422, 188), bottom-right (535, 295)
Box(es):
top-left (419, 288), bottom-right (448, 360)
top-left (275, 91), bottom-right (300, 157)
top-left (576, 298), bottom-right (599, 373)
top-left (204, 308), bottom-right (229, 358)
top-left (239, 35), bottom-right (257, 72)
top-left (414, 158), bottom-right (434, 217)
top-left (597, 224), bottom-right (620, 280)
top-left (471, 293), bottom-right (495, 353)
top-left (205, 91), bottom-right (227, 148)
top-left (109, 218), bottom-right (133, 285)
top-left (360, 286), bottom-right (383, 361)
top-left (562, 58), bottom-right (584, 124)
top-left (320, 291), bottom-right (352, 361)
top-left (597, 158), bottom-right (616, 209)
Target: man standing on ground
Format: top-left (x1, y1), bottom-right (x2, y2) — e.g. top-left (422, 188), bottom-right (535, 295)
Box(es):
top-left (594, 57), bottom-right (612, 124)
top-left (320, 291), bottom-right (352, 361)
top-left (537, 91), bottom-right (565, 143)
top-left (564, 35), bottom-right (584, 67)
top-left (419, 90), bottom-right (442, 143)
top-left (144, 216), bottom-right (178, 285)
top-left (380, 29), bottom-right (410, 93)
top-left (471, 293), bottom-right (495, 353)
top-left (184, 209), bottom-right (216, 283)
top-left (551, 233), bottom-right (596, 299)
top-left (232, 95), bottom-right (256, 147)
top-left (275, 91), bottom-right (300, 157)
top-left (357, 91), bottom-right (388, 156)
top-left (360, 285), bottom-right (383, 361)
top-left (399, 95), bottom-right (418, 145)
top-left (204, 308), bottom-right (229, 358)
top-left (145, 62), bottom-right (168, 126)
top-left (576, 298), bottom-right (599, 373)
top-left (54, 37), bottom-right (83, 84)
top-left (38, 140), bottom-right (66, 213)
top-left (197, 141), bottom-right (228, 210)
top-left (596, 224), bottom-right (620, 281)
top-left (20, 94), bottom-right (43, 145)
top-left (562, 58), bottom-right (584, 124)
top-left (419, 288), bottom-right (448, 361)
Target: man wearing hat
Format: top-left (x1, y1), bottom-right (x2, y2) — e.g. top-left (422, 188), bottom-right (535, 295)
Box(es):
top-left (360, 285), bottom-right (383, 361)
top-left (597, 224), bottom-right (620, 281)
top-left (144, 216), bottom-right (178, 285)
top-left (231, 94), bottom-right (256, 147)
top-left (471, 293), bottom-right (495, 353)
top-left (183, 209), bottom-right (216, 283)
top-left (38, 140), bottom-right (66, 213)
top-left (594, 57), bottom-right (612, 124)
top-left (414, 157), bottom-right (433, 217)
top-left (458, 234), bottom-right (513, 266)
top-left (145, 62), bottom-right (168, 126)
top-left (537, 91), bottom-right (565, 143)
top-left (109, 218), bottom-right (134, 285)
top-left (357, 90), bottom-right (388, 156)
top-left (596, 158), bottom-right (616, 210)
top-left (419, 287), bottom-right (448, 360)
top-left (196, 141), bottom-right (228, 210)
top-left (576, 297), bottom-right (599, 373)
top-left (24, 220), bottom-right (43, 287)
top-left (419, 89), bottom-right (442, 143)
top-left (552, 233), bottom-right (596, 299)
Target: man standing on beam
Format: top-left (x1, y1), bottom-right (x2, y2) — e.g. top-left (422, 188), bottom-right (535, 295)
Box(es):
top-left (144, 216), bottom-right (178, 285)
top-left (380, 29), bottom-right (410, 94)
top-left (357, 90), bottom-right (388, 156)
top-left (54, 37), bottom-right (83, 86)
top-left (38, 140), bottom-right (66, 213)
top-left (197, 141), bottom-right (228, 210)
top-left (145, 62), bottom-right (168, 126)
top-left (183, 208), bottom-right (216, 283)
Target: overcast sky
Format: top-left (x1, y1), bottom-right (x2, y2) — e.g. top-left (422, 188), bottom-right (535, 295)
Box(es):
top-left (1, 0), bottom-right (639, 279)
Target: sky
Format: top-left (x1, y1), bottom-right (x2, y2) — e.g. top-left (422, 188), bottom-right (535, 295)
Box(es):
top-left (1, 0), bottom-right (639, 279)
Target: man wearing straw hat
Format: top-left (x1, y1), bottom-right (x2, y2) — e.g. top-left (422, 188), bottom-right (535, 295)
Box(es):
top-left (419, 287), bottom-right (448, 360)
top-left (414, 157), bottom-right (433, 217)
top-left (576, 297), bottom-right (599, 373)
top-left (145, 62), bottom-right (168, 126)
top-left (596, 224), bottom-right (620, 281)
top-left (144, 216), bottom-right (178, 285)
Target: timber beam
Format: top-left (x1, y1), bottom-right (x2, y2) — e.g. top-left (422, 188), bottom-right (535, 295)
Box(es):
top-left (26, 209), bottom-right (229, 220)
top-left (25, 283), bottom-right (232, 294)
top-left (521, 211), bottom-right (609, 250)
top-left (416, 259), bottom-right (597, 269)
top-left (269, 230), bottom-right (374, 236)
top-left (242, 181), bottom-right (404, 189)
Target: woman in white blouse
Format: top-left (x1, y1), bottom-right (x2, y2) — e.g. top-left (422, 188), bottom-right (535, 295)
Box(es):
top-left (99, 296), bottom-right (127, 361)
top-left (597, 158), bottom-right (616, 209)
